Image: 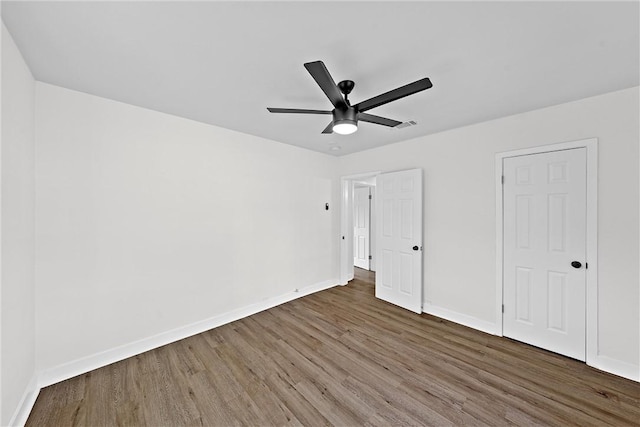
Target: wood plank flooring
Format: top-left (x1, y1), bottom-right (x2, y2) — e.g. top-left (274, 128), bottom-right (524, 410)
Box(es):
top-left (27, 272), bottom-right (640, 426)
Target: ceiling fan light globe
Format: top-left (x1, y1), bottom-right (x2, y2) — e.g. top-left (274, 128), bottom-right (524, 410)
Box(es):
top-left (333, 120), bottom-right (358, 135)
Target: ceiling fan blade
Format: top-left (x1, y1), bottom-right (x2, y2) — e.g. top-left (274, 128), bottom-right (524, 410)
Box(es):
top-left (354, 77), bottom-right (432, 113)
top-left (358, 113), bottom-right (402, 128)
top-left (321, 121), bottom-right (334, 134)
top-left (267, 107), bottom-right (332, 115)
top-left (304, 61), bottom-right (347, 109)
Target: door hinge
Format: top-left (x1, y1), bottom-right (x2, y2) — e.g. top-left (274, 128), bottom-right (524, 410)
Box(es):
top-left (368, 255), bottom-right (372, 260)
top-left (502, 304), bottom-right (504, 313)
top-left (501, 175), bottom-right (505, 184)
top-left (368, 194), bottom-right (372, 199)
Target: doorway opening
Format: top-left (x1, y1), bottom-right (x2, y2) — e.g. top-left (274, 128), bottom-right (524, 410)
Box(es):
top-left (340, 172), bottom-right (380, 285)
top-left (353, 179), bottom-right (376, 272)
top-left (340, 169), bottom-right (424, 314)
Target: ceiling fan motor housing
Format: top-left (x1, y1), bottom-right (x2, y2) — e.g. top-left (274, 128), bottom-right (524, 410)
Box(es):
top-left (332, 106), bottom-right (357, 127)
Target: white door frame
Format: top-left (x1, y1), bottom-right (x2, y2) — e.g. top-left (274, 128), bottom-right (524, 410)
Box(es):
top-left (340, 171), bottom-right (380, 285)
top-left (495, 138), bottom-right (598, 364)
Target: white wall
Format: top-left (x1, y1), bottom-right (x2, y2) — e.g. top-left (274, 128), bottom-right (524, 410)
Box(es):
top-left (339, 87), bottom-right (640, 377)
top-left (0, 22), bottom-right (36, 425)
top-left (35, 83), bottom-right (340, 373)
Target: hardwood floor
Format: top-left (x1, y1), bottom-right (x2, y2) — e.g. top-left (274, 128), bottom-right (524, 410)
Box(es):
top-left (353, 266), bottom-right (375, 283)
top-left (27, 274), bottom-right (640, 426)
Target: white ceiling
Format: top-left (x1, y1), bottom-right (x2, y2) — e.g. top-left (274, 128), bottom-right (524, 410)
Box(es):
top-left (2, 1), bottom-right (638, 156)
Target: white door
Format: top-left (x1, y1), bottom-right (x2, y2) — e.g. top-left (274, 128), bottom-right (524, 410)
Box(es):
top-left (503, 148), bottom-right (587, 361)
top-left (353, 186), bottom-right (371, 270)
top-left (375, 169), bottom-right (423, 314)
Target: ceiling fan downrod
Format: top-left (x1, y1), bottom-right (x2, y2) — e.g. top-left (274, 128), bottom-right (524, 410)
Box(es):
top-left (337, 80), bottom-right (355, 106)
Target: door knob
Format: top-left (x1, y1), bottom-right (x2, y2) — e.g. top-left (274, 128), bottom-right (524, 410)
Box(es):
top-left (571, 261), bottom-right (582, 269)
top-left (412, 246), bottom-right (419, 251)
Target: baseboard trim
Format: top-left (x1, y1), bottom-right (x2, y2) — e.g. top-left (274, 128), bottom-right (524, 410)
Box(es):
top-left (38, 279), bottom-right (338, 389)
top-left (423, 304), bottom-right (639, 383)
top-left (589, 354), bottom-right (639, 382)
top-left (423, 302), bottom-right (498, 336)
top-left (8, 374), bottom-right (40, 427)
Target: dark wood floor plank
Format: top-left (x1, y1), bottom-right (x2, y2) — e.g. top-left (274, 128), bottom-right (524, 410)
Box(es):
top-left (262, 371), bottom-right (331, 427)
top-left (26, 275), bottom-right (640, 426)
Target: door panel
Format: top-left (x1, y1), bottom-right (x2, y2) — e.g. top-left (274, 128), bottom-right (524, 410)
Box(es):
top-left (503, 148), bottom-right (586, 361)
top-left (381, 250), bottom-right (393, 288)
top-left (375, 169), bottom-right (423, 313)
top-left (515, 266), bottom-right (532, 323)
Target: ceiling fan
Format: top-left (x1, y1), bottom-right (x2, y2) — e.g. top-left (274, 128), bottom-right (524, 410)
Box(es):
top-left (267, 61), bottom-right (432, 135)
